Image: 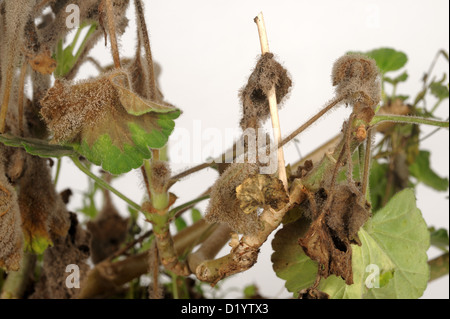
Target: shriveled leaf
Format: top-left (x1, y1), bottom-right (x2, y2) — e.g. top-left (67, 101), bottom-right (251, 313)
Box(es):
top-left (236, 174), bottom-right (288, 215)
top-left (0, 166), bottom-right (23, 271)
top-left (272, 189), bottom-right (430, 299)
top-left (0, 134), bottom-right (75, 158)
top-left (409, 150), bottom-right (449, 191)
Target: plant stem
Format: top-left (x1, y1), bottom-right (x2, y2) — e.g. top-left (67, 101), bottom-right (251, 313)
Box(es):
top-left (17, 61), bottom-right (28, 136)
top-left (361, 128), bottom-right (373, 199)
top-left (279, 98), bottom-right (343, 150)
top-left (71, 156), bottom-right (141, 211)
top-left (104, 0), bottom-right (122, 69)
top-left (254, 12), bottom-right (287, 190)
top-left (53, 158), bottom-right (62, 186)
top-left (429, 252), bottom-right (449, 282)
top-left (370, 114), bottom-right (449, 128)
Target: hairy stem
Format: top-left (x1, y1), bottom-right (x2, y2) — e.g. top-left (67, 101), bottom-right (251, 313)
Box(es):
top-left (134, 0), bottom-right (157, 100)
top-left (104, 0), bottom-right (122, 69)
top-left (71, 156), bottom-right (141, 211)
top-left (78, 219), bottom-right (215, 298)
top-left (429, 252), bottom-right (449, 282)
top-left (370, 114), bottom-right (449, 128)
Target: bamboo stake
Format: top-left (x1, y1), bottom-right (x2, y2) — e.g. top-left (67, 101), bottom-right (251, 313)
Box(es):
top-left (254, 12), bottom-right (288, 190)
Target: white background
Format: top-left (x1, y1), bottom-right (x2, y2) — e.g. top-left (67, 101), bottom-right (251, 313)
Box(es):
top-left (56, 0), bottom-right (449, 298)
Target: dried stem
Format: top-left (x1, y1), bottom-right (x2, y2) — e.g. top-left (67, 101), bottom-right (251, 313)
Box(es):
top-left (254, 12), bottom-right (287, 190)
top-left (361, 128), bottom-right (374, 198)
top-left (17, 61), bottom-right (28, 136)
top-left (134, 0), bottom-right (157, 100)
top-left (104, 0), bottom-right (122, 69)
top-left (279, 97), bottom-right (343, 149)
top-left (187, 223), bottom-right (232, 272)
top-left (78, 219), bottom-right (216, 298)
top-left (195, 183), bottom-right (304, 284)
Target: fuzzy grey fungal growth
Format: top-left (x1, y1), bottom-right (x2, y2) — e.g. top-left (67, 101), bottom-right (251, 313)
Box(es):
top-left (205, 163), bottom-right (262, 235)
top-left (151, 160), bottom-right (171, 194)
top-left (0, 147), bottom-right (24, 272)
top-left (40, 70), bottom-right (121, 142)
top-left (332, 54), bottom-right (381, 108)
top-left (240, 53), bottom-right (292, 130)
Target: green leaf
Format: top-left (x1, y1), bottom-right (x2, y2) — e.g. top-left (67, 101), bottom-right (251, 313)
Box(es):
top-left (175, 217), bottom-right (188, 232)
top-left (429, 82), bottom-right (449, 100)
top-left (369, 160), bottom-right (389, 212)
top-left (191, 208), bottom-right (202, 223)
top-left (429, 227), bottom-right (449, 252)
top-left (272, 189), bottom-right (430, 299)
top-left (0, 134), bottom-right (75, 158)
top-left (384, 71), bottom-right (408, 85)
top-left (54, 23), bottom-right (98, 77)
top-left (365, 48), bottom-right (408, 74)
top-left (409, 150), bottom-right (449, 191)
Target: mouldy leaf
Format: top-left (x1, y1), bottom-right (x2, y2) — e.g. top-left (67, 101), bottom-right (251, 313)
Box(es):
top-left (272, 189), bottom-right (430, 299)
top-left (0, 156), bottom-right (23, 271)
top-left (30, 213), bottom-right (90, 299)
top-left (239, 53), bottom-right (292, 130)
top-left (332, 53), bottom-right (381, 109)
top-left (205, 163), bottom-right (262, 235)
top-left (40, 69), bottom-right (180, 174)
top-left (409, 150), bottom-right (449, 191)
top-left (236, 174), bottom-right (288, 215)
top-left (19, 156), bottom-right (70, 254)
